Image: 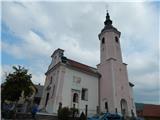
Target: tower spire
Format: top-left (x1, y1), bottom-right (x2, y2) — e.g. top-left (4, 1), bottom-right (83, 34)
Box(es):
top-left (99, 10), bottom-right (120, 36)
top-left (104, 10), bottom-right (112, 26)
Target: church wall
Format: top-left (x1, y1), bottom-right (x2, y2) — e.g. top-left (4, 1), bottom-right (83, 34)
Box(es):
top-left (40, 64), bottom-right (99, 115)
top-left (113, 61), bottom-right (130, 115)
top-left (39, 78), bottom-right (47, 108)
top-left (97, 60), bottom-right (115, 113)
top-left (61, 66), bottom-right (99, 116)
top-left (39, 74), bottom-right (53, 111)
top-left (40, 12), bottom-right (137, 117)
top-left (112, 61), bottom-right (136, 116)
top-left (129, 85), bottom-right (137, 116)
top-left (98, 14), bottom-right (136, 116)
top-left (100, 32), bottom-right (122, 63)
top-left (98, 59), bottom-right (136, 116)
top-left (39, 65), bottom-right (62, 113)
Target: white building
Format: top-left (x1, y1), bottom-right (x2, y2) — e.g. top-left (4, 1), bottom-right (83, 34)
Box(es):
top-left (40, 12), bottom-right (136, 117)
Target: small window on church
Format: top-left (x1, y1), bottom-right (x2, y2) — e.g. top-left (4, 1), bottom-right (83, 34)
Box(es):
top-left (115, 36), bottom-right (119, 43)
top-left (81, 88), bottom-right (88, 101)
top-left (102, 37), bottom-right (105, 44)
top-left (73, 93), bottom-right (78, 103)
top-left (105, 102), bottom-right (109, 112)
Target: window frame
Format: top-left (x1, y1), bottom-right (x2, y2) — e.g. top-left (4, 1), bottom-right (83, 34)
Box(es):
top-left (115, 36), bottom-right (119, 43)
top-left (81, 88), bottom-right (88, 101)
top-left (102, 37), bottom-right (105, 44)
top-left (73, 93), bottom-right (79, 103)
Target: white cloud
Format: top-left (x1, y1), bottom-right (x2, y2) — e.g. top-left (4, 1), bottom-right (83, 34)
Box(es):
top-left (2, 42), bottom-right (26, 59)
top-left (1, 64), bottom-right (13, 83)
top-left (2, 30), bottom-right (52, 59)
top-left (23, 31), bottom-right (51, 56)
top-left (60, 35), bottom-right (99, 66)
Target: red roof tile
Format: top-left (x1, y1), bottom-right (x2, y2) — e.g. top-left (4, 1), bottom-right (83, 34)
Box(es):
top-left (142, 104), bottom-right (160, 117)
top-left (67, 59), bottom-right (99, 76)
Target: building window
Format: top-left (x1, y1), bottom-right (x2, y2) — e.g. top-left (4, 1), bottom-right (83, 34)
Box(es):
top-left (81, 88), bottom-right (88, 101)
top-left (73, 93), bottom-right (78, 103)
top-left (115, 36), bottom-right (119, 43)
top-left (105, 102), bottom-right (108, 111)
top-left (102, 37), bottom-right (105, 44)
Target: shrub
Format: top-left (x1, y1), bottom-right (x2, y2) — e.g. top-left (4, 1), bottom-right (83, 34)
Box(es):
top-left (58, 107), bottom-right (71, 120)
top-left (58, 107), bottom-right (79, 120)
top-left (70, 107), bottom-right (79, 117)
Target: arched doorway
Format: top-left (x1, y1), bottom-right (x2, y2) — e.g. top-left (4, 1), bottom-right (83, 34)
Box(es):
top-left (105, 101), bottom-right (108, 112)
top-left (120, 99), bottom-right (128, 117)
top-left (73, 93), bottom-right (79, 103)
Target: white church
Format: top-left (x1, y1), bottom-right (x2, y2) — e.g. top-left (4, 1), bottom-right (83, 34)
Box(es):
top-left (39, 12), bottom-right (136, 117)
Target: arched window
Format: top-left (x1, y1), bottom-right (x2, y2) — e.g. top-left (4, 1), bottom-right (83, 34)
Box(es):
top-left (73, 93), bottom-right (78, 103)
top-left (102, 37), bottom-right (105, 44)
top-left (115, 36), bottom-right (119, 43)
top-left (81, 88), bottom-right (88, 101)
top-left (120, 99), bottom-right (128, 116)
top-left (105, 102), bottom-right (108, 112)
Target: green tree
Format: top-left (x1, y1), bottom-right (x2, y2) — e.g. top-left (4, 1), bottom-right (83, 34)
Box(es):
top-left (1, 65), bottom-right (35, 102)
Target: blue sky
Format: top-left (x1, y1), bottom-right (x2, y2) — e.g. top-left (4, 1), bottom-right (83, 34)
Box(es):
top-left (1, 1), bottom-right (160, 104)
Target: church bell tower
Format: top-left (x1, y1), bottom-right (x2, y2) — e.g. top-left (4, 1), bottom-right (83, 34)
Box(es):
top-left (97, 11), bottom-right (136, 117)
top-left (99, 12), bottom-right (122, 63)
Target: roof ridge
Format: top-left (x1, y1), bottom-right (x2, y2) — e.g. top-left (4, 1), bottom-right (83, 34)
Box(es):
top-left (67, 58), bottom-right (97, 70)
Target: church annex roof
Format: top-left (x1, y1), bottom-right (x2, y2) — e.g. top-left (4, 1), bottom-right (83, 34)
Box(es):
top-left (66, 59), bottom-right (100, 76)
top-left (136, 103), bottom-right (160, 117)
top-left (45, 55), bottom-right (100, 77)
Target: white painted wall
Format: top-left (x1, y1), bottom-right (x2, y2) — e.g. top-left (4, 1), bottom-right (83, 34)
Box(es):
top-left (39, 65), bottom-right (61, 114)
top-left (98, 24), bottom-right (136, 116)
top-left (40, 63), bottom-right (99, 116)
top-left (129, 86), bottom-right (137, 116)
top-left (61, 65), bottom-right (99, 116)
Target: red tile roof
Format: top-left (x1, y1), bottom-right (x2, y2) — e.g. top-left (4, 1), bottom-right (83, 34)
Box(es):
top-left (142, 104), bottom-right (160, 117)
top-left (67, 59), bottom-right (99, 76)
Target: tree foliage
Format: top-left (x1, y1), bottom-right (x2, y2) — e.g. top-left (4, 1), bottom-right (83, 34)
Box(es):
top-left (1, 65), bottom-right (35, 102)
top-left (58, 107), bottom-right (79, 120)
top-left (58, 107), bottom-right (71, 120)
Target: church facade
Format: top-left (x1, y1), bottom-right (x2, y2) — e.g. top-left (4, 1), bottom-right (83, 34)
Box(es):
top-left (39, 12), bottom-right (136, 117)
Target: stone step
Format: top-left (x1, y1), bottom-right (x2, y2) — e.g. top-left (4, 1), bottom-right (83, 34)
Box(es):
top-left (13, 113), bottom-right (58, 120)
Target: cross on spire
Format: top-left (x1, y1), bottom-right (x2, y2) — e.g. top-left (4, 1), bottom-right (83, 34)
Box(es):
top-left (107, 10), bottom-right (108, 13)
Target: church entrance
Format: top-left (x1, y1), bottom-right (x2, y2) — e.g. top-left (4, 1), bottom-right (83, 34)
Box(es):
top-left (120, 99), bottom-right (128, 117)
top-left (71, 89), bottom-right (80, 108)
top-left (73, 93), bottom-right (79, 103)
